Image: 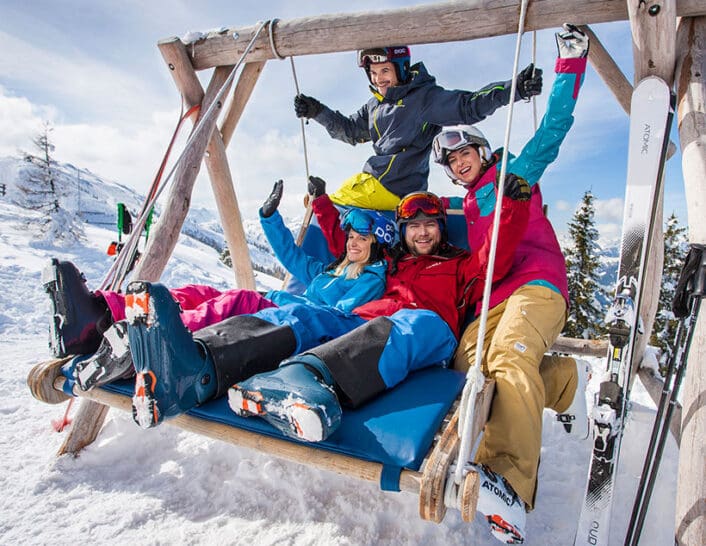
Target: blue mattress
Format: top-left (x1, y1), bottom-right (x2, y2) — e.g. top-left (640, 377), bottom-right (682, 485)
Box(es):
top-left (103, 366), bottom-right (464, 490)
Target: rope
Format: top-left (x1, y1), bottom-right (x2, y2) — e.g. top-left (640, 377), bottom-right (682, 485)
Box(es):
top-left (268, 18), bottom-right (286, 60)
top-left (102, 20), bottom-right (268, 292)
top-left (452, 0), bottom-right (531, 491)
top-left (531, 30), bottom-right (538, 132)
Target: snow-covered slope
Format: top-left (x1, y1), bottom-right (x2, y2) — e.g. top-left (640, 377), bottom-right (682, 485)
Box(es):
top-left (0, 159), bottom-right (680, 546)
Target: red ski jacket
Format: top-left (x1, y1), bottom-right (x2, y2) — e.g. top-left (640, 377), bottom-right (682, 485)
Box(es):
top-left (311, 194), bottom-right (529, 338)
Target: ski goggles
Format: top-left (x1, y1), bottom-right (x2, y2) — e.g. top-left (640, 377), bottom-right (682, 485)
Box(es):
top-left (395, 192), bottom-right (445, 223)
top-left (357, 46), bottom-right (409, 67)
top-left (432, 129), bottom-right (484, 164)
top-left (341, 208), bottom-right (397, 247)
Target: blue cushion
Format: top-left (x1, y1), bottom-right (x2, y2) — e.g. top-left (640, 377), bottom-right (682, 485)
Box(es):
top-left (102, 366), bottom-right (464, 489)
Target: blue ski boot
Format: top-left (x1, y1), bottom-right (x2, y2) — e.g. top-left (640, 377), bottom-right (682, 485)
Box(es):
top-left (125, 281), bottom-right (217, 428)
top-left (228, 354), bottom-right (342, 442)
top-left (70, 321), bottom-right (134, 391)
top-left (42, 258), bottom-right (112, 357)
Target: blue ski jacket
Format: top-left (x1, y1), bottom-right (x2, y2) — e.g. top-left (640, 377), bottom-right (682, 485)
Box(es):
top-left (313, 62), bottom-right (519, 197)
top-left (259, 210), bottom-right (387, 314)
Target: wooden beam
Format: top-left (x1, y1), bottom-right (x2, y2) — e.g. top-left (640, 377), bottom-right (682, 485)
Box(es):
top-left (581, 25), bottom-right (633, 114)
top-left (551, 336), bottom-right (607, 357)
top-left (674, 16), bottom-right (706, 546)
top-left (158, 39), bottom-right (257, 289)
top-left (220, 61), bottom-right (266, 147)
top-left (163, 0), bottom-right (706, 71)
top-left (628, 0), bottom-right (678, 85)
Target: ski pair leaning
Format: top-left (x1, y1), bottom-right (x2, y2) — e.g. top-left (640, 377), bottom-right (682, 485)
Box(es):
top-left (574, 76), bottom-right (675, 546)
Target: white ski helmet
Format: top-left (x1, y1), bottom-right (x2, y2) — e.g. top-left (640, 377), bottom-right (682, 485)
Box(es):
top-left (432, 125), bottom-right (493, 184)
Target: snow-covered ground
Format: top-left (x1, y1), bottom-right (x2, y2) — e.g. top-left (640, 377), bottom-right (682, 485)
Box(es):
top-left (0, 193), bottom-right (680, 545)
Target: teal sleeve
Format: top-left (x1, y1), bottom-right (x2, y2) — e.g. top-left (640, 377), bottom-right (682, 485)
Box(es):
top-left (509, 67), bottom-right (585, 186)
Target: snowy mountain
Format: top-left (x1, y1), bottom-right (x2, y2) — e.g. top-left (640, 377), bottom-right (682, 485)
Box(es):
top-left (0, 157), bottom-right (680, 546)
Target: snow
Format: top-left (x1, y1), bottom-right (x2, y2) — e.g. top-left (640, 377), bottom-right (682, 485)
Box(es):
top-left (0, 163), bottom-right (681, 545)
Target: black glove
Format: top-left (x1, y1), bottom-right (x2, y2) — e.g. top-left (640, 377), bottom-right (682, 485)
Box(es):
top-left (516, 64), bottom-right (543, 100)
top-left (307, 176), bottom-right (326, 198)
top-left (261, 180), bottom-right (284, 218)
top-left (294, 94), bottom-right (323, 119)
top-left (503, 173), bottom-right (531, 201)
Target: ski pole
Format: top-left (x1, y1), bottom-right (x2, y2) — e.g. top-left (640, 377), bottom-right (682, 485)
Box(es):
top-left (625, 245), bottom-right (705, 545)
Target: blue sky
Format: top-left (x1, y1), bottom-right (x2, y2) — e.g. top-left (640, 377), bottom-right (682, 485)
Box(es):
top-left (0, 0), bottom-right (688, 245)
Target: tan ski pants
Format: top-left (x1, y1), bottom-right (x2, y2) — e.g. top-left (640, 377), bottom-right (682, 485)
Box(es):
top-left (453, 284), bottom-right (578, 509)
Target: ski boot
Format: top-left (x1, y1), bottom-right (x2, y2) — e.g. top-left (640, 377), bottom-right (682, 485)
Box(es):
top-left (228, 354), bottom-right (341, 442)
top-left (42, 258), bottom-right (112, 357)
top-left (556, 359), bottom-right (591, 440)
top-left (125, 281), bottom-right (217, 429)
top-left (472, 463), bottom-right (527, 544)
top-left (70, 321), bottom-right (134, 391)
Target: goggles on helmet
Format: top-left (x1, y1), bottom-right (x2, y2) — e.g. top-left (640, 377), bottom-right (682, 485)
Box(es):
top-left (357, 46), bottom-right (410, 67)
top-left (432, 127), bottom-right (490, 165)
top-left (395, 192), bottom-right (446, 224)
top-left (341, 208), bottom-right (396, 247)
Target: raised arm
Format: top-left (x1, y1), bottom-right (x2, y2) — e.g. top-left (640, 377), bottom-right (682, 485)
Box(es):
top-left (294, 94), bottom-right (370, 146)
top-left (509, 25), bottom-right (589, 185)
top-left (260, 180), bottom-right (326, 285)
top-left (310, 178), bottom-right (347, 257)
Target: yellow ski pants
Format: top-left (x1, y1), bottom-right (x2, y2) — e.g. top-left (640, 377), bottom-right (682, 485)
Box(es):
top-left (329, 172), bottom-right (401, 210)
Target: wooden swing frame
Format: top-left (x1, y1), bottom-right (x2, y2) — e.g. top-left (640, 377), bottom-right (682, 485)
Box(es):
top-left (27, 1), bottom-right (706, 542)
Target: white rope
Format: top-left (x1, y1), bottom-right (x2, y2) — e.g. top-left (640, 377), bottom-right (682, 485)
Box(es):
top-left (452, 0), bottom-right (531, 490)
top-left (102, 21), bottom-right (269, 290)
top-left (289, 57), bottom-right (311, 181)
top-left (531, 30), bottom-right (539, 132)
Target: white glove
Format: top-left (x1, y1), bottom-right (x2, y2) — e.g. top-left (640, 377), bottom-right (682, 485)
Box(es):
top-left (555, 23), bottom-right (589, 59)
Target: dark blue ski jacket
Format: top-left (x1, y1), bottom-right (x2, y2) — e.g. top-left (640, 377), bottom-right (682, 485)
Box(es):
top-left (312, 62), bottom-right (519, 197)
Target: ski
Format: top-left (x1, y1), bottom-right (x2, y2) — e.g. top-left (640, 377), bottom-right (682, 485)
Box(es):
top-left (574, 76), bottom-right (674, 546)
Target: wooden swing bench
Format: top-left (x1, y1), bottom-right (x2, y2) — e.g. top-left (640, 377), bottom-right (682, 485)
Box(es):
top-left (27, 211), bottom-right (495, 523)
top-left (26, 1), bottom-right (706, 535)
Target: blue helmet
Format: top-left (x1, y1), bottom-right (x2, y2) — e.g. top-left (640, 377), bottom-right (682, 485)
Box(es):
top-left (340, 208), bottom-right (397, 247)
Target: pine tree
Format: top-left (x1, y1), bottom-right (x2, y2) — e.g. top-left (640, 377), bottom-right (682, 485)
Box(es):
top-left (16, 121), bottom-right (84, 242)
top-left (17, 121), bottom-right (59, 212)
top-left (563, 190), bottom-right (605, 338)
top-left (650, 212), bottom-right (688, 368)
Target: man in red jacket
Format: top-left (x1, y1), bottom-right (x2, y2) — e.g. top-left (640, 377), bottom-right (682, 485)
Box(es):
top-left (229, 181), bottom-right (529, 430)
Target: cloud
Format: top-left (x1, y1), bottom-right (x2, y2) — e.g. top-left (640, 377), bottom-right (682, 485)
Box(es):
top-left (594, 196), bottom-right (624, 224)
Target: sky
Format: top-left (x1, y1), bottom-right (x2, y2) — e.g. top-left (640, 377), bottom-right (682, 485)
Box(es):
top-left (0, 0), bottom-right (690, 245)
top-left (0, 192), bottom-right (681, 546)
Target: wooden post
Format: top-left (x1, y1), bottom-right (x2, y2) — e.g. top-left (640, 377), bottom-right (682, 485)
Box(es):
top-left (627, 0), bottom-right (677, 378)
top-left (158, 39), bottom-right (257, 289)
top-left (674, 16), bottom-right (706, 546)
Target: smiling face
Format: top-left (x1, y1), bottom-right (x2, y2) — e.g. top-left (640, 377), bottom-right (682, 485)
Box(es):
top-left (346, 230), bottom-right (374, 263)
top-left (403, 218), bottom-right (442, 256)
top-left (447, 145), bottom-right (483, 185)
top-left (368, 61), bottom-right (399, 96)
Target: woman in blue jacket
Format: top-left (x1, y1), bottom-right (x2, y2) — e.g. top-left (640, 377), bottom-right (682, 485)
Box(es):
top-left (126, 180), bottom-right (396, 429)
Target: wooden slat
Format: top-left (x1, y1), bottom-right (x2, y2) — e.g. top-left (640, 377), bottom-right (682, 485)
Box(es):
top-left (220, 61), bottom-right (266, 147)
top-left (168, 0), bottom-right (706, 71)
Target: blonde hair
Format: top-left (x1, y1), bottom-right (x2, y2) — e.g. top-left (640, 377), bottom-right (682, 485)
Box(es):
top-left (333, 258), bottom-right (367, 280)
